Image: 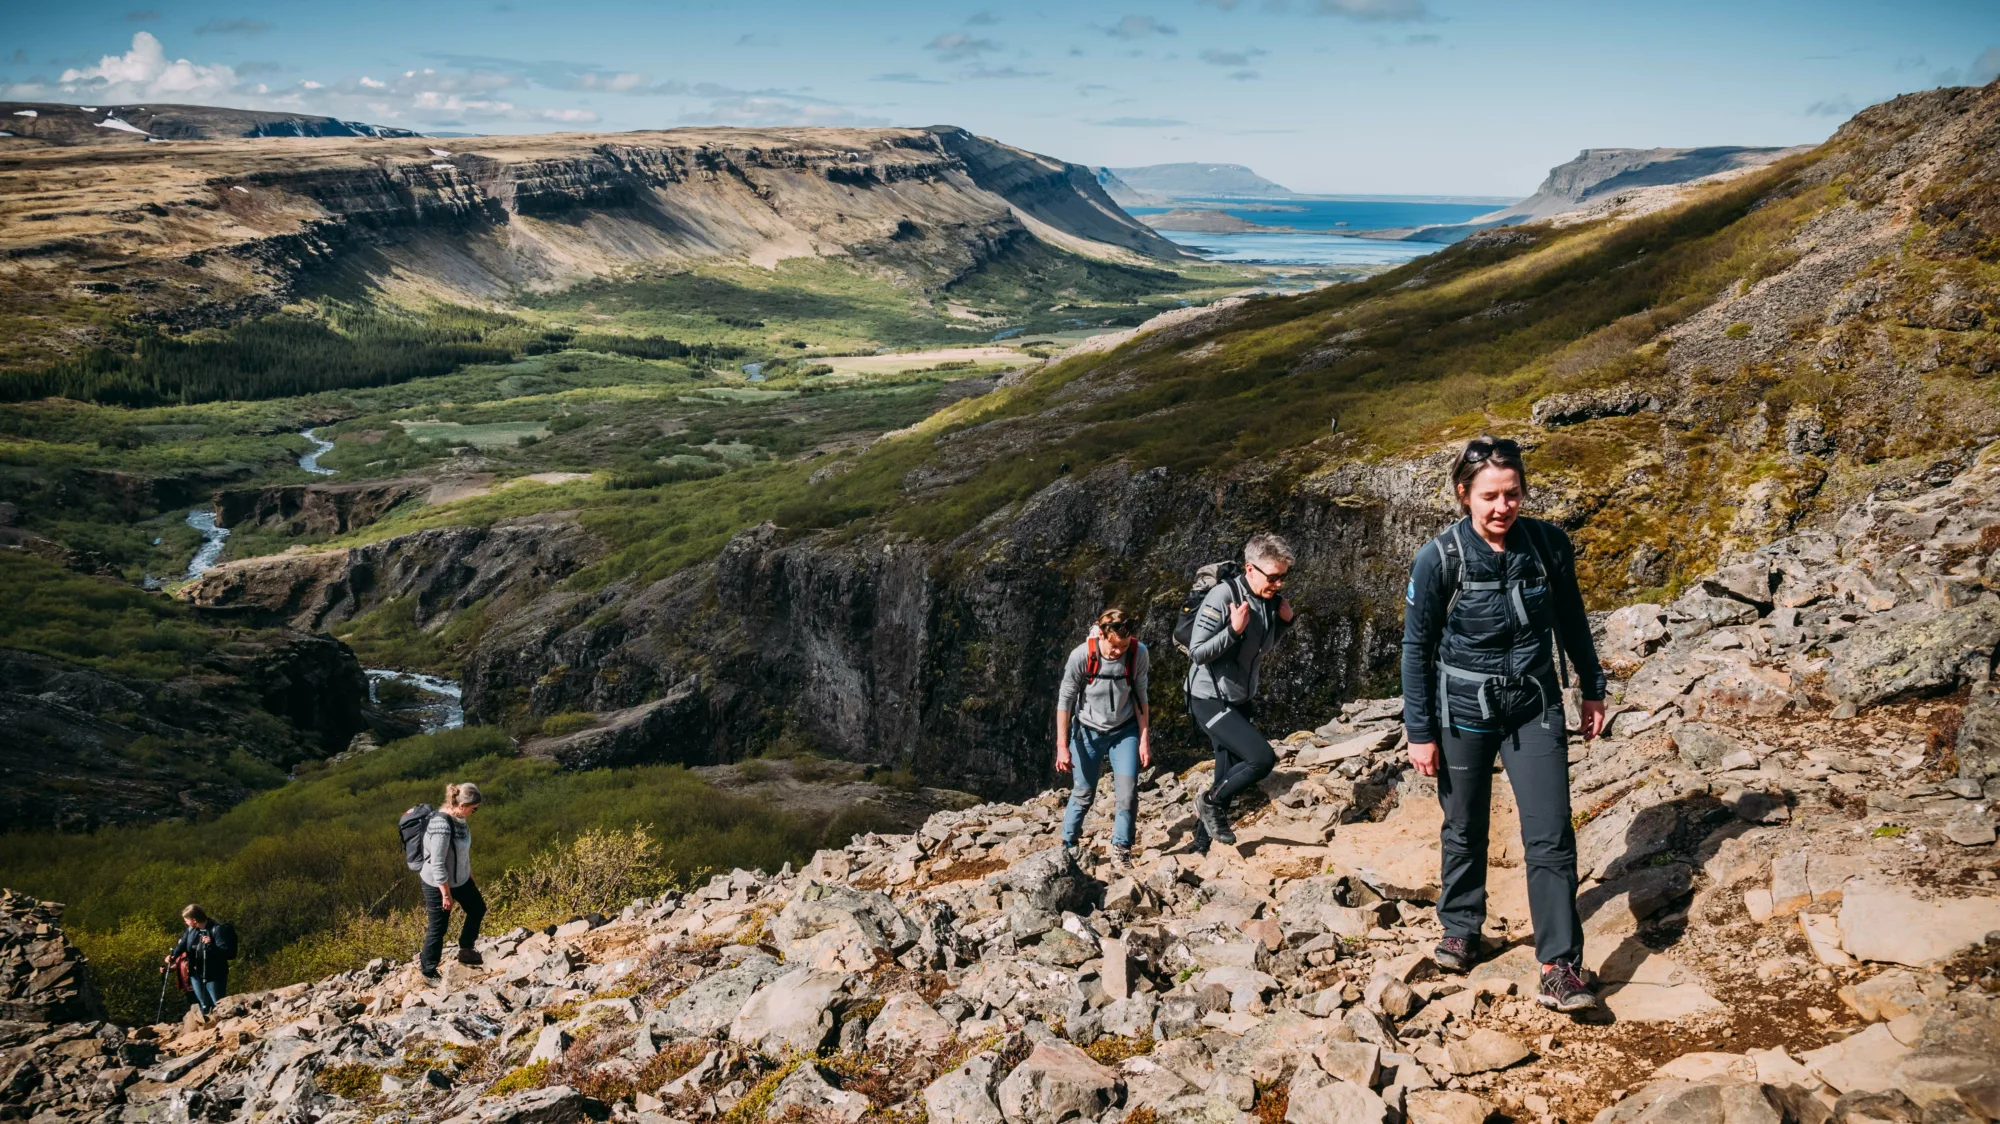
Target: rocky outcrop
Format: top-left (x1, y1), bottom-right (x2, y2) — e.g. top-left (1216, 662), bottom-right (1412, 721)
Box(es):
top-left (0, 630), bottom-right (373, 831)
top-left (0, 101), bottom-right (419, 146)
top-left (213, 477), bottom-right (427, 536)
top-left (0, 892), bottom-right (105, 1026)
top-left (178, 516), bottom-right (603, 632)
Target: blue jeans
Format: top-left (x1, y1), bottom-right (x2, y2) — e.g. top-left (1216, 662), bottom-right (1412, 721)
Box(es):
top-left (190, 976), bottom-right (226, 1014)
top-left (1062, 721), bottom-right (1140, 849)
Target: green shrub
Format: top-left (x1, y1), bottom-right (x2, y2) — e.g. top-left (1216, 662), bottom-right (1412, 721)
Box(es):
top-left (1725, 321), bottom-right (1753, 339)
top-left (487, 825), bottom-right (686, 930)
top-left (486, 1061), bottom-right (551, 1097)
top-left (538, 712), bottom-right (599, 737)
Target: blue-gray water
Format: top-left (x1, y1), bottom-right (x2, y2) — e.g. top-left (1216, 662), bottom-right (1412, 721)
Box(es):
top-left (1127, 196), bottom-right (1506, 265)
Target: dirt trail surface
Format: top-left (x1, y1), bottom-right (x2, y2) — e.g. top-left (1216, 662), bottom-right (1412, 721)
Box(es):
top-left (6, 445), bottom-right (1998, 1122)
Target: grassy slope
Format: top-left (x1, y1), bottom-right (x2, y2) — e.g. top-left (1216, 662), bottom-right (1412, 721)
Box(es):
top-left (0, 726), bottom-right (905, 1024)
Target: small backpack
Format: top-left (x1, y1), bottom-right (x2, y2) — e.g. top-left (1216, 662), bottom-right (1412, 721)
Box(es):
top-left (1171, 561), bottom-right (1246, 654)
top-left (209, 922), bottom-right (239, 960)
top-left (399, 804), bottom-right (436, 872)
top-left (1083, 636), bottom-right (1136, 688)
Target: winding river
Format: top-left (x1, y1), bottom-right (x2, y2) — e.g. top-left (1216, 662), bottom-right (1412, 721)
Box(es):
top-left (299, 428), bottom-right (336, 476)
top-left (182, 510), bottom-right (230, 580)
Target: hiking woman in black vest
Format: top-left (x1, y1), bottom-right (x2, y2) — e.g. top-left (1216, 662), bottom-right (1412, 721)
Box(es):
top-left (164, 903), bottom-right (236, 1017)
top-left (1400, 436), bottom-right (1608, 1013)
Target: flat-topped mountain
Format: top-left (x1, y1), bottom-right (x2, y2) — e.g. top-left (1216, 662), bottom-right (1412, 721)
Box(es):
top-left (0, 121), bottom-right (1184, 373)
top-left (1106, 161), bottom-right (1295, 198)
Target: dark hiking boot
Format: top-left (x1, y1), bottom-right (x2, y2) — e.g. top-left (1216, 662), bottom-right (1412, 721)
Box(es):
top-left (1433, 935), bottom-right (1483, 974)
top-left (419, 966), bottom-right (442, 983)
top-left (1537, 959), bottom-right (1599, 1013)
top-left (1112, 847), bottom-right (1134, 870)
top-left (1197, 792), bottom-right (1236, 846)
top-left (456, 948), bottom-right (484, 966)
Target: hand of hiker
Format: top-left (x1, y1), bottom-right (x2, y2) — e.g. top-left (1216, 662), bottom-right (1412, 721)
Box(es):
top-left (440, 891), bottom-right (454, 912)
top-left (1054, 746), bottom-right (1071, 774)
top-left (1228, 599), bottom-right (1250, 634)
top-left (1407, 740), bottom-right (1439, 777)
top-left (1580, 700), bottom-right (1607, 741)
top-left (1277, 597), bottom-right (1295, 623)
top-left (1138, 734), bottom-right (1152, 768)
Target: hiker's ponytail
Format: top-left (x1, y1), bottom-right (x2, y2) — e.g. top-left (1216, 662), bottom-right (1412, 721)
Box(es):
top-left (444, 782), bottom-right (483, 809)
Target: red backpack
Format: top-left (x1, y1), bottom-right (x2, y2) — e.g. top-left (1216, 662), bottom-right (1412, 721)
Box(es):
top-left (1083, 636), bottom-right (1135, 688)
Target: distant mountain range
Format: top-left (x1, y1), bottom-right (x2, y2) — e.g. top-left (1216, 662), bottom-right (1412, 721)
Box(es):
top-left (1101, 161), bottom-right (1296, 199)
top-left (0, 101), bottom-right (420, 146)
top-left (1404, 145), bottom-right (1812, 243)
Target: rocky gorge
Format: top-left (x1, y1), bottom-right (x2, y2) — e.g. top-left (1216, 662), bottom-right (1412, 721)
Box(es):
top-left (6, 438), bottom-right (1999, 1122)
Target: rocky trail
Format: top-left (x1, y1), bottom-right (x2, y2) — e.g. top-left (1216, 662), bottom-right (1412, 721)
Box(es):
top-left (6, 446), bottom-right (2000, 1123)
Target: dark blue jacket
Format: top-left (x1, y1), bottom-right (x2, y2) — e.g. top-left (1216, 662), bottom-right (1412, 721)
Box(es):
top-left (171, 923), bottom-right (237, 983)
top-left (1400, 516), bottom-right (1606, 744)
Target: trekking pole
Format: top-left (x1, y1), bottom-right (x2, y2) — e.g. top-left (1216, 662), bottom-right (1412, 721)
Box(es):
top-left (156, 962), bottom-right (170, 1025)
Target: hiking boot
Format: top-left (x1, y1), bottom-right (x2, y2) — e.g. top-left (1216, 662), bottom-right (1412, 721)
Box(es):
top-left (1537, 959), bottom-right (1598, 1013)
top-left (1196, 792), bottom-right (1236, 846)
top-left (1112, 846), bottom-right (1134, 870)
top-left (419, 966), bottom-right (442, 983)
top-left (456, 949), bottom-right (484, 966)
top-left (1062, 843), bottom-right (1082, 866)
top-left (1433, 934), bottom-right (1483, 974)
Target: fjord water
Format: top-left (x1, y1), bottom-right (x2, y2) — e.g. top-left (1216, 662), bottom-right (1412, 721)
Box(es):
top-left (1127, 196), bottom-right (1506, 264)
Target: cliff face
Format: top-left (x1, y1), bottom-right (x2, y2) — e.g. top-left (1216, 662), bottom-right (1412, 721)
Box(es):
top-left (0, 123), bottom-right (1182, 369)
top-left (0, 632), bottom-right (372, 831)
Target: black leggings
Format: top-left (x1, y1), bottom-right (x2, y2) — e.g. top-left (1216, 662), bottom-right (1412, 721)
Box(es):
top-left (1187, 697), bottom-right (1277, 805)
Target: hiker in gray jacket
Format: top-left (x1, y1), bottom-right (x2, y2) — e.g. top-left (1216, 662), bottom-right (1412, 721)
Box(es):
top-left (418, 782), bottom-right (486, 980)
top-left (1186, 532), bottom-right (1297, 847)
top-left (1056, 608), bottom-right (1151, 867)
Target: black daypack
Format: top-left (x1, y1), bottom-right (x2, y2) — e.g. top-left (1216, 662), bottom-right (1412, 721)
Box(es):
top-left (399, 804), bottom-right (436, 872)
top-left (1171, 562), bottom-right (1246, 654)
top-left (209, 921), bottom-right (238, 961)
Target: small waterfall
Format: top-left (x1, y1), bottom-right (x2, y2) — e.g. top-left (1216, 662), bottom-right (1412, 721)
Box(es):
top-left (366, 669), bottom-right (465, 732)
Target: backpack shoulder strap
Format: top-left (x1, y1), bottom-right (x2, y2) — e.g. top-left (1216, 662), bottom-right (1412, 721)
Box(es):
top-left (1085, 636), bottom-right (1101, 679)
top-left (1435, 525), bottom-right (1467, 616)
top-left (1518, 518), bottom-right (1571, 688)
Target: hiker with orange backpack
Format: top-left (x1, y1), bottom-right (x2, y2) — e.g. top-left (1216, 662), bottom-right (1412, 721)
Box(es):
top-left (1056, 608), bottom-right (1150, 868)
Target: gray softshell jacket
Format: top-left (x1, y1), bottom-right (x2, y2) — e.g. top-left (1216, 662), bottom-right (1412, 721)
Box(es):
top-left (1185, 577), bottom-right (1292, 703)
top-left (421, 812), bottom-right (472, 889)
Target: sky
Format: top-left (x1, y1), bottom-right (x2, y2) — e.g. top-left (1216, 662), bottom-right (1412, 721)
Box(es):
top-left (5, 1), bottom-right (1998, 197)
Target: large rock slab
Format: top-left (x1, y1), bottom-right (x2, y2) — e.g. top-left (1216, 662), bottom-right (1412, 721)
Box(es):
top-left (1797, 1023), bottom-right (1913, 1095)
top-left (1444, 1029), bottom-right (1531, 1075)
top-left (1001, 849), bottom-right (1094, 916)
top-left (766, 1063), bottom-right (870, 1123)
top-left (728, 967), bottom-right (849, 1055)
top-left (1285, 1068), bottom-right (1387, 1124)
top-left (996, 1040), bottom-right (1121, 1124)
top-left (1825, 599), bottom-right (2000, 708)
top-left (865, 992), bottom-right (955, 1054)
top-left (652, 954), bottom-right (783, 1037)
top-left (1837, 881), bottom-right (2000, 967)
top-left (925, 1053), bottom-right (1007, 1124)
top-left (772, 881), bottom-right (920, 972)
top-left (1589, 1079), bottom-right (1783, 1124)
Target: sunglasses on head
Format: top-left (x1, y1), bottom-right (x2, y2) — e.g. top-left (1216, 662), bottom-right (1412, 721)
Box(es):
top-left (1460, 437), bottom-right (1521, 465)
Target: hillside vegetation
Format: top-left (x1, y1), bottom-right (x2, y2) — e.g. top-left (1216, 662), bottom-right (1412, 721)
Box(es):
top-left (0, 726), bottom-right (913, 1023)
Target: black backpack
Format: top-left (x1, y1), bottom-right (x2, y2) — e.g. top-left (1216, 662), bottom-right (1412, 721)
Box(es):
top-left (399, 804), bottom-right (436, 871)
top-left (1171, 561), bottom-right (1247, 654)
top-left (209, 921), bottom-right (239, 960)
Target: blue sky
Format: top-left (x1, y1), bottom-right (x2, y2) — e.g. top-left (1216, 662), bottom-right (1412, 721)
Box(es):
top-left (6, 1), bottom-right (1997, 195)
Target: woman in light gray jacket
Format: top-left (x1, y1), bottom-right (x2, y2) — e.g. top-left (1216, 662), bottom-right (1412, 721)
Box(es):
top-left (1056, 609), bottom-right (1151, 867)
top-left (418, 782), bottom-right (485, 981)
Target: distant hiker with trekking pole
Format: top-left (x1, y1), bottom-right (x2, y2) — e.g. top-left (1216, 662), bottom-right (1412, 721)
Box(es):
top-left (1056, 608), bottom-right (1151, 868)
top-left (161, 904), bottom-right (236, 1018)
top-left (401, 782), bottom-right (487, 982)
top-left (1401, 435), bottom-right (1608, 1013)
top-left (1177, 532), bottom-right (1297, 851)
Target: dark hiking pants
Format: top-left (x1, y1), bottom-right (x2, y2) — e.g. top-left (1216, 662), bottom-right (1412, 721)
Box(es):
top-left (420, 878), bottom-right (486, 972)
top-left (1436, 705), bottom-right (1583, 966)
top-left (1187, 697), bottom-right (1277, 806)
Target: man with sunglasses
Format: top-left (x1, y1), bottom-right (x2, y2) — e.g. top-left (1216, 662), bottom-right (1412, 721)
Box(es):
top-left (1185, 532), bottom-right (1298, 848)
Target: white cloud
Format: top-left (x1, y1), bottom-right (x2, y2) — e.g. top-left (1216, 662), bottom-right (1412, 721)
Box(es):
top-left (57, 32), bottom-right (238, 102)
top-left (1199, 47), bottom-right (1265, 66)
top-left (1314, 0), bottom-right (1432, 22)
top-left (927, 33), bottom-right (1001, 60)
top-left (359, 76), bottom-right (386, 88)
top-left (1971, 46), bottom-right (2000, 85)
top-left (682, 95), bottom-right (889, 127)
top-left (1104, 15), bottom-right (1176, 39)
top-left (1093, 116), bottom-right (1187, 127)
